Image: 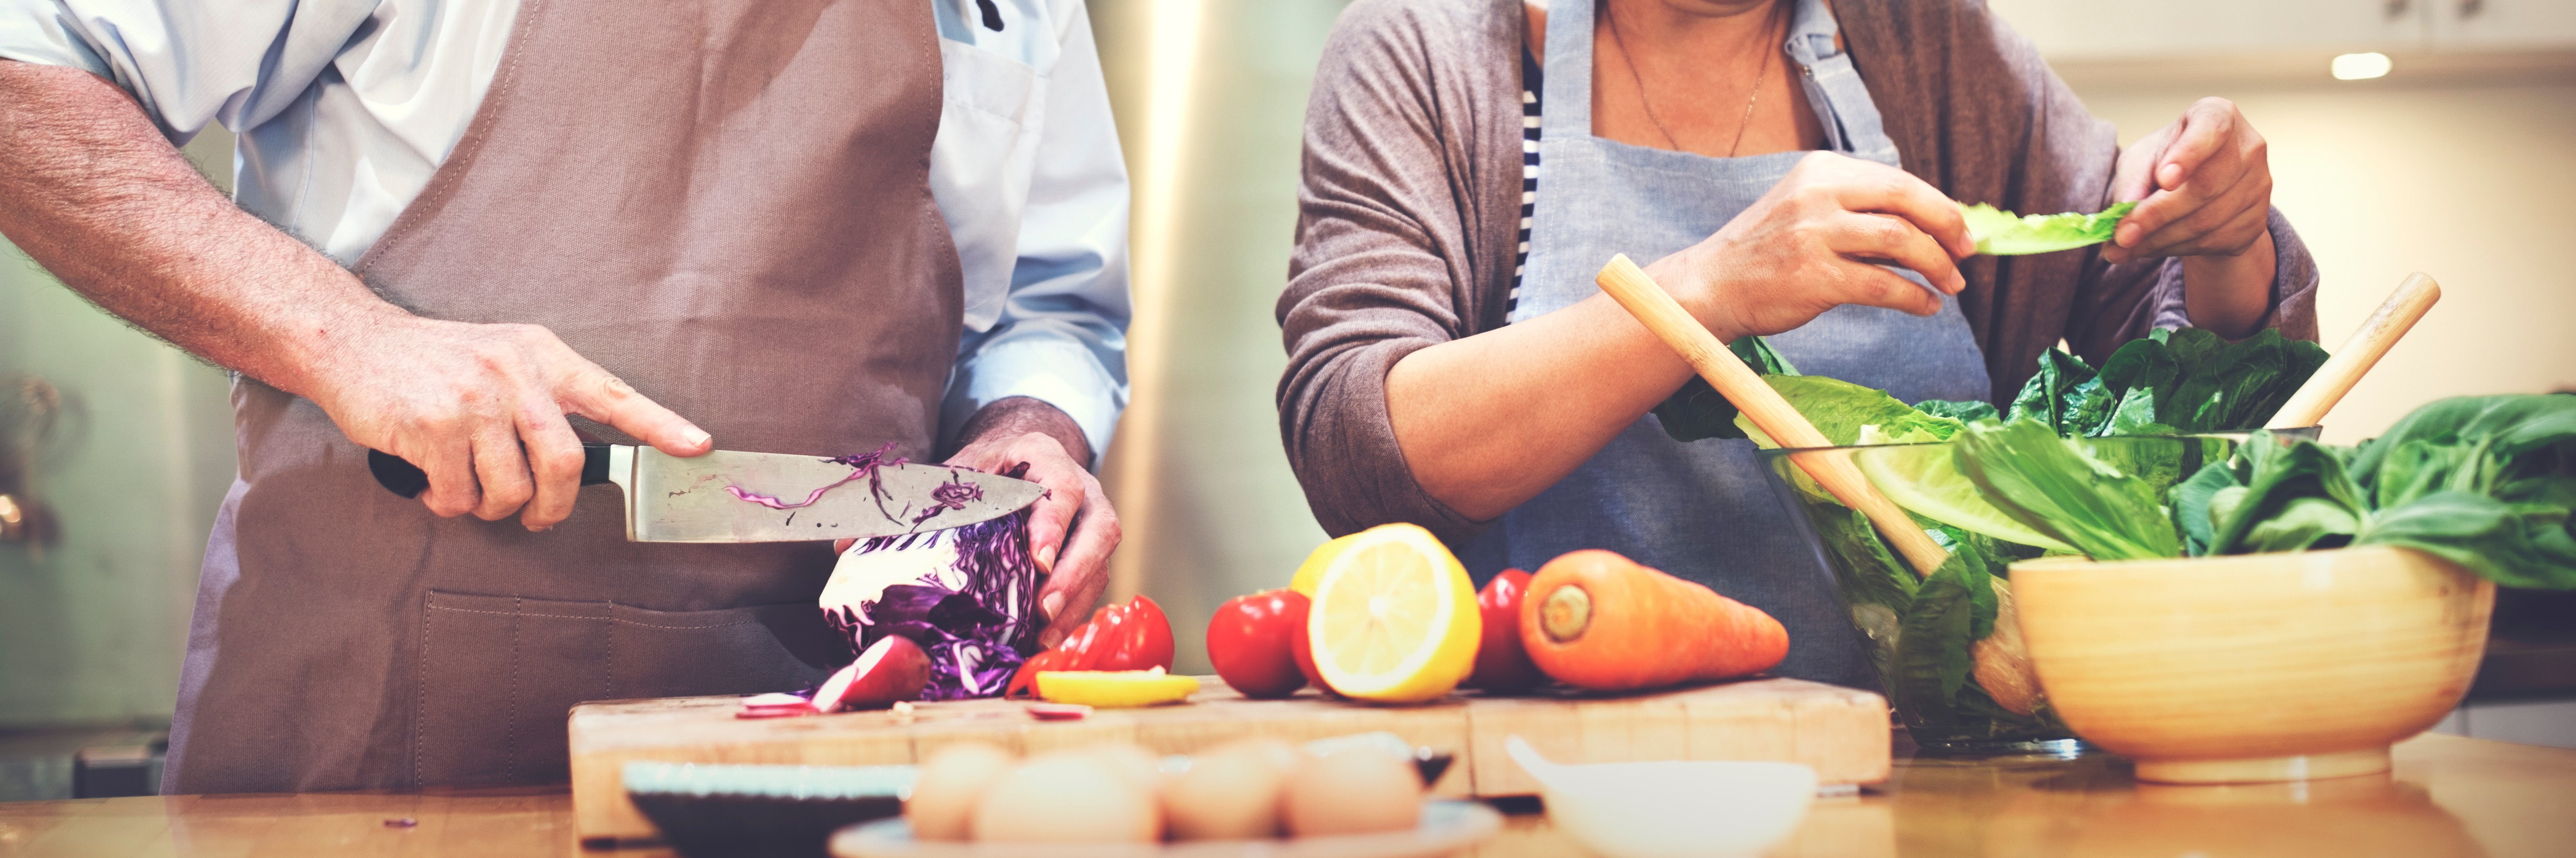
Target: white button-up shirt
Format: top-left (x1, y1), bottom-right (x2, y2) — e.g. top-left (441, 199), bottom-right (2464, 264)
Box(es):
top-left (0, 0), bottom-right (1131, 460)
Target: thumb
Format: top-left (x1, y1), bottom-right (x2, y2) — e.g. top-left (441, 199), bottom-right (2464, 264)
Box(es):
top-left (560, 364), bottom-right (711, 456)
top-left (2154, 99), bottom-right (2232, 191)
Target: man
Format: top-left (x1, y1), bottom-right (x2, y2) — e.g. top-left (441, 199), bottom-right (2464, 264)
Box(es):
top-left (0, 0), bottom-right (1129, 793)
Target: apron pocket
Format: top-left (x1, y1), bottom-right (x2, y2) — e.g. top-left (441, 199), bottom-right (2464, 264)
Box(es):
top-left (418, 591), bottom-right (612, 787)
top-left (416, 591), bottom-right (838, 787)
top-left (606, 600), bottom-right (841, 701)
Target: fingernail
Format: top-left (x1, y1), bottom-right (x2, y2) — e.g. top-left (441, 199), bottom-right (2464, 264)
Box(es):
top-left (1036, 545), bottom-right (1058, 573)
top-left (1041, 592), bottom-right (1065, 620)
top-left (682, 427), bottom-right (711, 447)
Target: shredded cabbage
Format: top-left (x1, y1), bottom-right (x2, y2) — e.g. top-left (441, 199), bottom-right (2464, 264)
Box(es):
top-left (817, 464), bottom-right (1044, 700)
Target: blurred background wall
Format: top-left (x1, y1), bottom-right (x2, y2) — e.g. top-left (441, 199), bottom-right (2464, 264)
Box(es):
top-left (2, 0), bottom-right (2571, 793)
top-left (0, 129), bottom-right (238, 729)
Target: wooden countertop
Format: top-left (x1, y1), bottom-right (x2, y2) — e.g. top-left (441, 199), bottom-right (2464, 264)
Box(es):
top-left (5, 733), bottom-right (2571, 857)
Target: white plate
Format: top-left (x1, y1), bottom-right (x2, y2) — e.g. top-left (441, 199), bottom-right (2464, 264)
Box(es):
top-left (829, 799), bottom-right (1501, 858)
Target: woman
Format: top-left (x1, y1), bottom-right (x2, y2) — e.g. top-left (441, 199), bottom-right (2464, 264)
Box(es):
top-left (1277, 0), bottom-right (2318, 688)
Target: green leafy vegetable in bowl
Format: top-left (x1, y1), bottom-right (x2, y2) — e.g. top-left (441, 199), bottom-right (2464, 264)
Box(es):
top-left (1684, 324), bottom-right (2329, 748)
top-left (1653, 327), bottom-right (2326, 444)
top-left (2175, 395), bottom-right (2576, 589)
top-left (1959, 201), bottom-right (2138, 256)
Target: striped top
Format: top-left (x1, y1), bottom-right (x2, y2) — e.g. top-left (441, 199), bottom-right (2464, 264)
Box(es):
top-left (1507, 46), bottom-right (1542, 317)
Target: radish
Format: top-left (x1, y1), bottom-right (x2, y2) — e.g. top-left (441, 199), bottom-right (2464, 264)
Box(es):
top-left (813, 635), bottom-right (932, 713)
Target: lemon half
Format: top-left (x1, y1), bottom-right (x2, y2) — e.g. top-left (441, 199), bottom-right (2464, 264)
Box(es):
top-left (1288, 532), bottom-right (1358, 596)
top-left (1305, 523), bottom-right (1479, 703)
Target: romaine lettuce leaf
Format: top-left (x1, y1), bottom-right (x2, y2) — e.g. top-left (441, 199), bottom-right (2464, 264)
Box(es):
top-left (1960, 201), bottom-right (2137, 256)
top-left (1954, 419), bottom-right (2182, 560)
top-left (1735, 375), bottom-right (1967, 448)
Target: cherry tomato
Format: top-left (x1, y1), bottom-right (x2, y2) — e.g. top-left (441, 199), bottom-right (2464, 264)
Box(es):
top-left (1206, 589), bottom-right (1309, 698)
top-left (1467, 569), bottom-right (1545, 693)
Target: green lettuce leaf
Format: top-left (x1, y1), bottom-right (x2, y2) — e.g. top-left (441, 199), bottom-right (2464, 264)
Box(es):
top-left (2007, 349), bottom-right (2114, 437)
top-left (2344, 394), bottom-right (2576, 589)
top-left (2357, 491), bottom-right (2576, 591)
top-left (1916, 399), bottom-right (2000, 423)
top-left (1736, 376), bottom-right (1966, 448)
top-left (1891, 541), bottom-right (1999, 713)
top-left (1960, 201), bottom-right (2138, 256)
top-left (1653, 336), bottom-right (1801, 442)
top-left (1954, 419), bottom-right (2183, 560)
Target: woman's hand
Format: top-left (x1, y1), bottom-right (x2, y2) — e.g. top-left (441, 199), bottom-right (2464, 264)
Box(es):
top-left (1660, 151), bottom-right (1975, 343)
top-left (2106, 97), bottom-right (2272, 262)
top-left (2106, 97), bottom-right (2277, 337)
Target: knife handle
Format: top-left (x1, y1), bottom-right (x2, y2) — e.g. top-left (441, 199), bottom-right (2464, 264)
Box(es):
top-left (367, 443), bottom-right (615, 499)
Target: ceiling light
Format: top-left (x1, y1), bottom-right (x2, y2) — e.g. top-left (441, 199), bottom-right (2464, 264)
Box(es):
top-left (2332, 52), bottom-right (2392, 81)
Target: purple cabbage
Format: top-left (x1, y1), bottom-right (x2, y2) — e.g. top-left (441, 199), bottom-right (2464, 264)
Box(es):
top-left (818, 466), bottom-right (1045, 700)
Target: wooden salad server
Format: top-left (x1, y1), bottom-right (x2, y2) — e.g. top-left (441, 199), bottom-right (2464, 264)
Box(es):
top-left (1593, 254), bottom-right (2046, 714)
top-left (2267, 272), bottom-right (2442, 429)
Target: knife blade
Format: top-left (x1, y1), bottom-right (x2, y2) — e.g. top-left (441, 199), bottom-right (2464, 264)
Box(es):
top-left (365, 443), bottom-right (1044, 542)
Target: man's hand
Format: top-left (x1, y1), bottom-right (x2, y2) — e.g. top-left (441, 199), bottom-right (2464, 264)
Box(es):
top-left (0, 60), bottom-right (711, 528)
top-left (308, 316), bottom-right (711, 530)
top-left (2106, 97), bottom-right (2272, 263)
top-left (834, 397), bottom-right (1117, 647)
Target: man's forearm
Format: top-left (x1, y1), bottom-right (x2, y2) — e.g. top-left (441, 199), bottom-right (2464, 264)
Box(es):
top-left (0, 60), bottom-right (403, 398)
top-left (952, 396), bottom-right (1092, 469)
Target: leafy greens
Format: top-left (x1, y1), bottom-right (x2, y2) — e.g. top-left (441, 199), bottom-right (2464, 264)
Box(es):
top-left (1653, 327), bottom-right (2325, 445)
top-left (1959, 201), bottom-right (2138, 256)
top-left (2175, 395), bottom-right (2576, 589)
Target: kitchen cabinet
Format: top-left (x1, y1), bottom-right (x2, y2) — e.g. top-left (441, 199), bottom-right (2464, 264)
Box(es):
top-left (1986, 0), bottom-right (2576, 60)
top-left (1985, 0), bottom-right (2426, 59)
top-left (2430, 0), bottom-right (2576, 50)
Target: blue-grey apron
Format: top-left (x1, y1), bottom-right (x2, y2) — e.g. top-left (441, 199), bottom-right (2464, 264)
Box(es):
top-left (1457, 0), bottom-right (1991, 690)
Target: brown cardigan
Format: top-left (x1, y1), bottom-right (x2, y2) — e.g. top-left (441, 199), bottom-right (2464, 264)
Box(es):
top-left (1276, 0), bottom-right (2320, 540)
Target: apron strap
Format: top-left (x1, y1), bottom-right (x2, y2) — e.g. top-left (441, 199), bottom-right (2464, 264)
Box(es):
top-left (1538, 0), bottom-right (1597, 140)
top-left (1782, 0), bottom-right (1901, 168)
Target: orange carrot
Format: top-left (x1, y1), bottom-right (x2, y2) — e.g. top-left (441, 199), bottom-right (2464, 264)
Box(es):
top-left (1517, 549), bottom-right (1788, 691)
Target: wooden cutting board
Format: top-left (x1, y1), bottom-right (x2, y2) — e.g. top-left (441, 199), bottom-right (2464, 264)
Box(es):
top-left (567, 676), bottom-right (1891, 842)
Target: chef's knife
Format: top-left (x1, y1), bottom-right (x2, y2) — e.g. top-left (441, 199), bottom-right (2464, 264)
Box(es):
top-left (365, 443), bottom-right (1044, 543)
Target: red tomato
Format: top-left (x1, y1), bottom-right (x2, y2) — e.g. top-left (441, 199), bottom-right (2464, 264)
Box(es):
top-left (1119, 596), bottom-right (1177, 672)
top-left (1000, 596), bottom-right (1177, 698)
top-left (1467, 569), bottom-right (1545, 693)
top-left (1206, 589), bottom-right (1309, 698)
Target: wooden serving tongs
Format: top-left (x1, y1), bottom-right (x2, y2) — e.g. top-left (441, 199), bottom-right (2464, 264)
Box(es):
top-left (2266, 272), bottom-right (2441, 430)
top-left (1595, 256), bottom-right (2441, 716)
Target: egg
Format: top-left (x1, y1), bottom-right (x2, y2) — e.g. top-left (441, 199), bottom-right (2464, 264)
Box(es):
top-left (906, 741), bottom-right (1016, 841)
top-left (1085, 742), bottom-right (1170, 794)
top-left (971, 748), bottom-right (1162, 842)
top-left (1165, 738), bottom-right (1299, 840)
top-left (1281, 746), bottom-right (1424, 837)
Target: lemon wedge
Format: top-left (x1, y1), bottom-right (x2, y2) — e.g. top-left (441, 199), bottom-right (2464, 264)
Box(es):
top-left (1305, 523), bottom-right (1480, 703)
top-left (1288, 532), bottom-right (1359, 596)
top-left (1035, 668), bottom-right (1199, 708)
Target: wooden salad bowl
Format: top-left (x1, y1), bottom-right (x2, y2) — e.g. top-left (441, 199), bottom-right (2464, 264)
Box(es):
top-left (2009, 546), bottom-right (2492, 785)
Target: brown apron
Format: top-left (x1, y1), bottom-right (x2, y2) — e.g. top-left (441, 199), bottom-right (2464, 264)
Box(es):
top-left (163, 0), bottom-right (959, 793)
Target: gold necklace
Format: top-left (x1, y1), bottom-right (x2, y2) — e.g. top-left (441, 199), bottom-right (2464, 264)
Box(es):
top-left (1604, 0), bottom-right (1786, 158)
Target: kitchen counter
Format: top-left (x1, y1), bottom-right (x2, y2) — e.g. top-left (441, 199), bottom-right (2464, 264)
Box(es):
top-left (4, 732), bottom-right (2569, 857)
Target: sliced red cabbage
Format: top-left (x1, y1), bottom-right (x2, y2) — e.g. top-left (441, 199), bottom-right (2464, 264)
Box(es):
top-left (819, 470), bottom-right (1044, 701)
